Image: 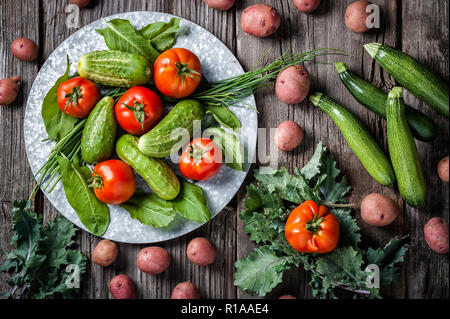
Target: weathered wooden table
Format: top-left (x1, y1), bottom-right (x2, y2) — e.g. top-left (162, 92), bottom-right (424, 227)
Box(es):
top-left (0, 0), bottom-right (448, 299)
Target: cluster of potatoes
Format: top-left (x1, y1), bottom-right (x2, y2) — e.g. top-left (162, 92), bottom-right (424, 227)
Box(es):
top-left (92, 237), bottom-right (217, 299)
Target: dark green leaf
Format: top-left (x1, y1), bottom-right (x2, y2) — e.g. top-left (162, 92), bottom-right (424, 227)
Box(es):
top-left (205, 127), bottom-right (245, 171)
top-left (317, 153), bottom-right (351, 202)
top-left (332, 208), bottom-right (361, 246)
top-left (96, 19), bottom-right (159, 62)
top-left (206, 105), bottom-right (241, 129)
top-left (139, 18), bottom-right (181, 52)
top-left (58, 156), bottom-right (109, 236)
top-left (41, 56), bottom-right (78, 141)
top-left (300, 141), bottom-right (326, 181)
top-left (172, 180), bottom-right (211, 223)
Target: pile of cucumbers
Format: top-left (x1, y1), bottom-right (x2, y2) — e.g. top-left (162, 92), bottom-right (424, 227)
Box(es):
top-left (310, 43), bottom-right (449, 208)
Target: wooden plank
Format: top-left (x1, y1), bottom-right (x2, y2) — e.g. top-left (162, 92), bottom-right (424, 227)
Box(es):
top-left (0, 0), bottom-right (40, 297)
top-left (402, 0), bottom-right (449, 299)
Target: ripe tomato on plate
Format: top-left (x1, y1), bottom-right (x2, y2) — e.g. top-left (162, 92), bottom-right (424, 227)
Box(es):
top-left (89, 160), bottom-right (136, 205)
top-left (115, 86), bottom-right (163, 135)
top-left (153, 48), bottom-right (202, 99)
top-left (57, 76), bottom-right (101, 118)
top-left (179, 138), bottom-right (222, 181)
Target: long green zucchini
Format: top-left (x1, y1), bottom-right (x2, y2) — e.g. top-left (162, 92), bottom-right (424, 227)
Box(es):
top-left (335, 62), bottom-right (437, 142)
top-left (310, 92), bottom-right (396, 187)
top-left (386, 87), bottom-right (426, 208)
top-left (364, 43), bottom-right (449, 119)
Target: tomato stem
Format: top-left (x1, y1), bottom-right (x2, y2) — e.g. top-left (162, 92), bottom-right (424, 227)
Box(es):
top-left (123, 101), bottom-right (146, 130)
top-left (64, 85), bottom-right (82, 110)
top-left (88, 171), bottom-right (103, 189)
top-left (175, 61), bottom-right (200, 85)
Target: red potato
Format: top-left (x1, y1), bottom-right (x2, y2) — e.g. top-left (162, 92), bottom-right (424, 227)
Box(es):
top-left (0, 76), bottom-right (21, 105)
top-left (279, 294), bottom-right (296, 299)
top-left (276, 65), bottom-right (310, 104)
top-left (424, 217), bottom-right (449, 254)
top-left (70, 0), bottom-right (91, 8)
top-left (204, 0), bottom-right (235, 10)
top-left (109, 274), bottom-right (136, 299)
top-left (187, 237), bottom-right (217, 266)
top-left (345, 0), bottom-right (373, 33)
top-left (437, 156), bottom-right (449, 183)
top-left (293, 0), bottom-right (321, 13)
top-left (92, 239), bottom-right (118, 267)
top-left (137, 246), bottom-right (171, 274)
top-left (11, 38), bottom-right (38, 61)
top-left (241, 4), bottom-right (281, 38)
top-left (274, 121), bottom-right (304, 151)
top-left (360, 193), bottom-right (399, 227)
top-left (171, 282), bottom-right (201, 299)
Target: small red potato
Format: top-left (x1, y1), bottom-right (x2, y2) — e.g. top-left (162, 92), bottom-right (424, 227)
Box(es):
top-left (293, 0), bottom-right (321, 13)
top-left (0, 76), bottom-right (21, 105)
top-left (424, 217), bottom-right (449, 254)
top-left (360, 193), bottom-right (399, 227)
top-left (241, 4), bottom-right (281, 38)
top-left (345, 0), bottom-right (373, 33)
top-left (276, 65), bottom-right (310, 104)
top-left (187, 237), bottom-right (217, 266)
top-left (279, 294), bottom-right (296, 299)
top-left (274, 121), bottom-right (304, 151)
top-left (171, 281), bottom-right (201, 299)
top-left (109, 274), bottom-right (136, 299)
top-left (437, 156), bottom-right (449, 183)
top-left (92, 239), bottom-right (118, 267)
top-left (11, 38), bottom-right (38, 61)
top-left (204, 0), bottom-right (235, 10)
top-left (137, 246), bottom-right (171, 274)
top-left (70, 0), bottom-right (91, 8)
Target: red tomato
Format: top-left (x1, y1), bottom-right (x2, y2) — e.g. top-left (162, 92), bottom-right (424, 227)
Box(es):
top-left (153, 48), bottom-right (202, 99)
top-left (285, 200), bottom-right (340, 254)
top-left (179, 138), bottom-right (222, 181)
top-left (57, 76), bottom-right (101, 118)
top-left (90, 160), bottom-right (136, 205)
top-left (115, 87), bottom-right (163, 135)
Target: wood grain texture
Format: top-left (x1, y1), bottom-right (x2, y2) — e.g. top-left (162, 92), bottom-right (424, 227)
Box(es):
top-left (0, 0), bottom-right (448, 299)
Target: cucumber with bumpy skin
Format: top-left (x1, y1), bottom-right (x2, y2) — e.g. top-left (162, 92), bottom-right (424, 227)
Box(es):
top-left (310, 92), bottom-right (396, 187)
top-left (116, 134), bottom-right (180, 200)
top-left (386, 87), bottom-right (426, 208)
top-left (364, 43), bottom-right (449, 119)
top-left (78, 50), bottom-right (152, 87)
top-left (335, 62), bottom-right (437, 142)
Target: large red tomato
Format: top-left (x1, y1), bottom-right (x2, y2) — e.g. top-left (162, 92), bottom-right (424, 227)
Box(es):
top-left (89, 160), bottom-right (136, 205)
top-left (285, 200), bottom-right (340, 254)
top-left (115, 86), bottom-right (163, 135)
top-left (57, 76), bottom-right (101, 118)
top-left (153, 48), bottom-right (202, 99)
top-left (179, 138), bottom-right (222, 181)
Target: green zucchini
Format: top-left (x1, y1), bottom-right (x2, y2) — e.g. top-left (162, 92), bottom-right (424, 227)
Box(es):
top-left (386, 87), bottom-right (426, 207)
top-left (310, 92), bottom-right (396, 187)
top-left (335, 62), bottom-right (437, 142)
top-left (364, 43), bottom-right (449, 119)
top-left (78, 50), bottom-right (152, 87)
top-left (81, 96), bottom-right (117, 164)
top-left (116, 134), bottom-right (180, 200)
top-left (138, 99), bottom-right (205, 158)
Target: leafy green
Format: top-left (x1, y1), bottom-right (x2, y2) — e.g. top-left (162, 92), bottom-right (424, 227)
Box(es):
top-left (234, 142), bottom-right (409, 298)
top-left (96, 18), bottom-right (160, 63)
top-left (205, 127), bottom-right (245, 171)
top-left (139, 18), bottom-right (181, 52)
top-left (207, 105), bottom-right (242, 129)
top-left (0, 200), bottom-right (86, 299)
top-left (172, 180), bottom-right (211, 223)
top-left (58, 156), bottom-right (109, 236)
top-left (121, 192), bottom-right (176, 228)
top-left (41, 56), bottom-right (78, 141)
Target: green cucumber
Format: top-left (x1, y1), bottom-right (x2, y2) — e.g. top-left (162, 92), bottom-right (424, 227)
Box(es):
top-left (138, 99), bottom-right (205, 157)
top-left (364, 43), bottom-right (449, 119)
top-left (81, 96), bottom-right (117, 164)
top-left (335, 62), bottom-right (437, 142)
top-left (78, 50), bottom-right (152, 87)
top-left (310, 92), bottom-right (396, 187)
top-left (386, 87), bottom-right (426, 207)
top-left (116, 134), bottom-right (180, 200)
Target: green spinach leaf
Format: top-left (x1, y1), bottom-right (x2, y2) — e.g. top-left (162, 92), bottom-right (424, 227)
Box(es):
top-left (172, 180), bottom-right (210, 223)
top-left (205, 127), bottom-right (245, 171)
top-left (41, 57), bottom-right (78, 141)
top-left (121, 192), bottom-right (176, 228)
top-left (139, 17), bottom-right (181, 52)
top-left (58, 156), bottom-right (109, 236)
top-left (207, 105), bottom-right (242, 129)
top-left (96, 18), bottom-right (160, 62)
